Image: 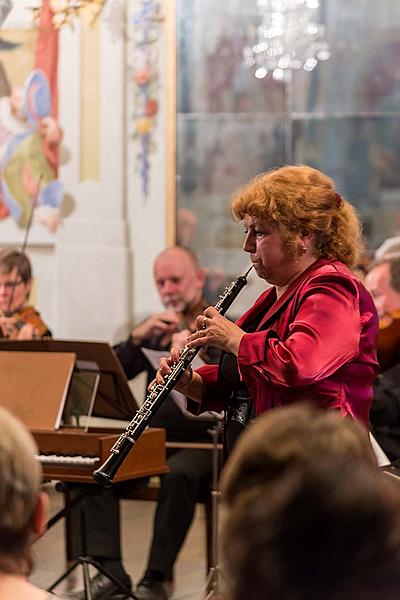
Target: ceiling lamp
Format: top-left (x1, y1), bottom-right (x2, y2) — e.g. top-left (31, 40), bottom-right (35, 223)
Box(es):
top-left (244, 0), bottom-right (331, 81)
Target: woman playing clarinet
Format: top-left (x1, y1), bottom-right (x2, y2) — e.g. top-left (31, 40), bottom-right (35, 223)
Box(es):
top-left (156, 164), bottom-right (379, 452)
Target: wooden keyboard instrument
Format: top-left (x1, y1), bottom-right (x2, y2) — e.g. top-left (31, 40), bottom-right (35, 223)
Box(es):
top-left (33, 428), bottom-right (167, 483)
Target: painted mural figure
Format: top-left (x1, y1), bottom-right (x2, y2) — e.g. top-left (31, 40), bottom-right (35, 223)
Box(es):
top-left (0, 68), bottom-right (63, 232)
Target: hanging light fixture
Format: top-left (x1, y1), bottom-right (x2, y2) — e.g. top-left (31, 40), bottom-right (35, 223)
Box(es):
top-left (244, 0), bottom-right (331, 81)
top-left (28, 0), bottom-right (107, 28)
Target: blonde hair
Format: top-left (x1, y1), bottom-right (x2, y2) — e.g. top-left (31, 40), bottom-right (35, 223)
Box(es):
top-left (231, 164), bottom-right (362, 267)
top-left (0, 407), bottom-right (42, 574)
top-left (221, 403), bottom-right (376, 507)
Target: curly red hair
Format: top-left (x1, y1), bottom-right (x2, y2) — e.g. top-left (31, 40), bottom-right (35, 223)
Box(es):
top-left (231, 165), bottom-right (362, 267)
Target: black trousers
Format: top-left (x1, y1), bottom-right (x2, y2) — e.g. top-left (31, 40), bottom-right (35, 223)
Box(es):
top-left (147, 447), bottom-right (213, 577)
top-left (68, 447), bottom-right (213, 578)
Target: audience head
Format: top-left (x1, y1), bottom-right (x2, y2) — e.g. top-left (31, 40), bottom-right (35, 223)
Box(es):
top-left (231, 164), bottom-right (362, 267)
top-left (222, 458), bottom-right (400, 600)
top-left (365, 255), bottom-right (400, 318)
top-left (221, 403), bottom-right (376, 507)
top-left (153, 246), bottom-right (205, 313)
top-left (220, 404), bottom-right (399, 600)
top-left (0, 248), bottom-right (32, 313)
top-left (0, 407), bottom-right (48, 575)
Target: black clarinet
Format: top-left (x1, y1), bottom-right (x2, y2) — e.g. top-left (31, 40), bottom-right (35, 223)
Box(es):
top-left (93, 265), bottom-right (253, 487)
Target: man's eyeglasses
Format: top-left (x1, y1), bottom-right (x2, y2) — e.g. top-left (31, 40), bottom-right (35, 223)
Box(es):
top-left (0, 279), bottom-right (24, 290)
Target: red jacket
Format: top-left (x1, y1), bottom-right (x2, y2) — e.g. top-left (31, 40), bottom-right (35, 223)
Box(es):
top-left (195, 259), bottom-right (379, 426)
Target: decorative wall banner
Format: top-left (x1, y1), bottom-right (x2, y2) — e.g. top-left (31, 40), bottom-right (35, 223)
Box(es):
top-left (131, 0), bottom-right (164, 196)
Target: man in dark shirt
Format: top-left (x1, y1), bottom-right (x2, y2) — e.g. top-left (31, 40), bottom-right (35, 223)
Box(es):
top-left (115, 246), bottom-right (219, 443)
top-left (366, 255), bottom-right (400, 461)
top-left (74, 246), bottom-right (220, 600)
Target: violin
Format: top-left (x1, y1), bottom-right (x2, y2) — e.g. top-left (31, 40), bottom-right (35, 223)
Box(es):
top-left (0, 305), bottom-right (49, 339)
top-left (377, 310), bottom-right (400, 372)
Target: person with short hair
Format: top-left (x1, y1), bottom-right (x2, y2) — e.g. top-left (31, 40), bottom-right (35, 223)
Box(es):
top-left (0, 247), bottom-right (51, 339)
top-left (365, 255), bottom-right (400, 321)
top-left (220, 404), bottom-right (400, 600)
top-left (222, 458), bottom-right (400, 600)
top-left (0, 405), bottom-right (63, 599)
top-left (366, 254), bottom-right (400, 460)
top-left (220, 403), bottom-right (376, 507)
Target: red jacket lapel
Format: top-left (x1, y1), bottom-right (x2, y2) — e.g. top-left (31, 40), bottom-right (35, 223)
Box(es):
top-left (238, 259), bottom-right (329, 331)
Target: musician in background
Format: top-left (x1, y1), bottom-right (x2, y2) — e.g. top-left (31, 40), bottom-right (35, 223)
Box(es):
top-left (366, 254), bottom-right (400, 461)
top-left (74, 246), bottom-right (220, 600)
top-left (0, 248), bottom-right (51, 339)
top-left (156, 165), bottom-right (379, 453)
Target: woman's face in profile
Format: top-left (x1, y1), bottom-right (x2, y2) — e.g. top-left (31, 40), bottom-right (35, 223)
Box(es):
top-left (242, 214), bottom-right (302, 287)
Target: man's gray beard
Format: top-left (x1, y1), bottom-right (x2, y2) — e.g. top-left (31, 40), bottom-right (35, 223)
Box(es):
top-left (163, 298), bottom-right (188, 313)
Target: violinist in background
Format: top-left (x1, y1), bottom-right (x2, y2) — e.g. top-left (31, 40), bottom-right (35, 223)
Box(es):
top-left (366, 254), bottom-right (400, 461)
top-left (0, 248), bottom-right (51, 339)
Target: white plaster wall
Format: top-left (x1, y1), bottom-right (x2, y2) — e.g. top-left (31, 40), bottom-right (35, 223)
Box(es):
top-left (56, 16), bottom-right (134, 343)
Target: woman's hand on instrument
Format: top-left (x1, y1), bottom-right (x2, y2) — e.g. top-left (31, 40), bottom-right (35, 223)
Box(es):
top-left (148, 346), bottom-right (193, 394)
top-left (187, 306), bottom-right (245, 355)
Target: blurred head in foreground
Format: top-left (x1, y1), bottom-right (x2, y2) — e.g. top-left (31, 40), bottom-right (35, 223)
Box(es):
top-left (0, 406), bottom-right (48, 576)
top-left (220, 404), bottom-right (399, 600)
top-left (221, 403), bottom-right (376, 507)
top-left (222, 457), bottom-right (400, 600)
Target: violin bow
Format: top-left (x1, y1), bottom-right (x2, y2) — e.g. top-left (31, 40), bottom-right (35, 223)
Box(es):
top-left (6, 173), bottom-right (44, 315)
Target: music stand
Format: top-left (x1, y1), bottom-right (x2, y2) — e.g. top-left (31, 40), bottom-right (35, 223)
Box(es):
top-left (0, 339), bottom-right (139, 421)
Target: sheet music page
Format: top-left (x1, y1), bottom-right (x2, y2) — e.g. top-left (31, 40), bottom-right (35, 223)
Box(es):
top-left (141, 348), bottom-right (222, 421)
top-left (369, 431), bottom-right (391, 467)
top-left (62, 362), bottom-right (100, 432)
